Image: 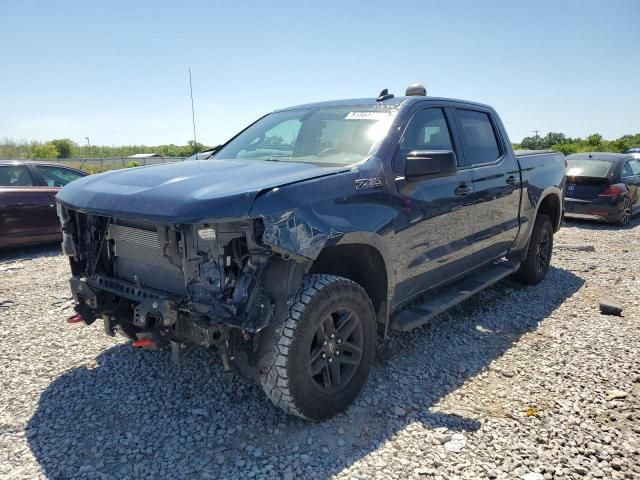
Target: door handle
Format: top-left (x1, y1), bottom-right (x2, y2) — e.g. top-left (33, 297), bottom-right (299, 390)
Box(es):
top-left (506, 175), bottom-right (517, 186)
top-left (454, 185), bottom-right (473, 197)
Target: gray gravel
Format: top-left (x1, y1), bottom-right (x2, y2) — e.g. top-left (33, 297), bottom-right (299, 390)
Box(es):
top-left (1, 217), bottom-right (639, 480)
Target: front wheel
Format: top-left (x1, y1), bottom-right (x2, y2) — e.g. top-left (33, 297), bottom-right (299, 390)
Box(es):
top-left (260, 274), bottom-right (376, 420)
top-left (512, 214), bottom-right (554, 285)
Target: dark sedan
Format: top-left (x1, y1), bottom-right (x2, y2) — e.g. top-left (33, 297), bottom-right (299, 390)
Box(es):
top-left (564, 153), bottom-right (640, 226)
top-left (0, 161), bottom-right (87, 247)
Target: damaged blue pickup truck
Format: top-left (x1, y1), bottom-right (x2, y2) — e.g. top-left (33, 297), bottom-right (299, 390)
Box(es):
top-left (57, 85), bottom-right (565, 420)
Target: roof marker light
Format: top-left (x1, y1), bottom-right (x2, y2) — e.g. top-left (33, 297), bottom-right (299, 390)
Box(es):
top-left (405, 83), bottom-right (427, 96)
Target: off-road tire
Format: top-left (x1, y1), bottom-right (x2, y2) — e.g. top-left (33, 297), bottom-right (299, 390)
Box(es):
top-left (260, 274), bottom-right (376, 420)
top-left (512, 214), bottom-right (554, 285)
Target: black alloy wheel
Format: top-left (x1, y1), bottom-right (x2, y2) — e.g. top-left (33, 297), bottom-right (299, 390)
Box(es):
top-left (619, 197), bottom-right (632, 227)
top-left (535, 227), bottom-right (552, 274)
top-left (308, 308), bottom-right (364, 394)
top-left (512, 213), bottom-right (554, 285)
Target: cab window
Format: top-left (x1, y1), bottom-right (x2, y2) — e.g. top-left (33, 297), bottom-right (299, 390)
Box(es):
top-left (395, 108), bottom-right (454, 171)
top-left (400, 108), bottom-right (453, 151)
top-left (0, 165), bottom-right (36, 187)
top-left (35, 165), bottom-right (84, 187)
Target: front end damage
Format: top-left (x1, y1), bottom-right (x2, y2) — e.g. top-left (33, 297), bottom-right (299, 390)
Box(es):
top-left (57, 202), bottom-right (309, 380)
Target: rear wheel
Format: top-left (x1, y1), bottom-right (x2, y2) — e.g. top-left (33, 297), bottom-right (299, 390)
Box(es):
top-left (512, 214), bottom-right (554, 285)
top-left (260, 274), bottom-right (376, 420)
top-left (617, 197), bottom-right (632, 227)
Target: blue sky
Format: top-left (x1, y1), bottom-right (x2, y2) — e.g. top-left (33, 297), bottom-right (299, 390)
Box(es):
top-left (1, 0), bottom-right (638, 146)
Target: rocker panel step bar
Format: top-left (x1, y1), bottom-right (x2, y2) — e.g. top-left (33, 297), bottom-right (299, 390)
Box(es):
top-left (390, 260), bottom-right (521, 332)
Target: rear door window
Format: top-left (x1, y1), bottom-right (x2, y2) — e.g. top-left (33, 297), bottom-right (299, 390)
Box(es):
top-left (35, 165), bottom-right (84, 187)
top-left (454, 110), bottom-right (502, 166)
top-left (0, 165), bottom-right (36, 187)
top-left (629, 159), bottom-right (640, 176)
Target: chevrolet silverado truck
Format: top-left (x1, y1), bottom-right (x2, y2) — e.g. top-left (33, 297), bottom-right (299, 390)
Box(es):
top-left (56, 85), bottom-right (565, 420)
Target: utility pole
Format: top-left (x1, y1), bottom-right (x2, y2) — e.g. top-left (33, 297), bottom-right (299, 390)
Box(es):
top-left (189, 68), bottom-right (197, 155)
top-left (532, 130), bottom-right (540, 149)
top-left (80, 137), bottom-right (92, 172)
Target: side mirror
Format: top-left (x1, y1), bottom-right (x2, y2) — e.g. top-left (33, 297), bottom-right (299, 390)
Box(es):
top-left (405, 150), bottom-right (457, 181)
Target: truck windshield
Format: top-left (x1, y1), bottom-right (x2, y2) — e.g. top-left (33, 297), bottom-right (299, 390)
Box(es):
top-left (211, 106), bottom-right (397, 166)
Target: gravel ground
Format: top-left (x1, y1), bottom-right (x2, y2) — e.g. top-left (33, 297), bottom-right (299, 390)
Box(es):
top-left (0, 217), bottom-right (639, 480)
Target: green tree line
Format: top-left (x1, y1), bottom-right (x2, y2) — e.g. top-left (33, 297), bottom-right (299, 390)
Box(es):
top-left (513, 132), bottom-right (640, 155)
top-left (2, 132), bottom-right (639, 161)
top-left (0, 138), bottom-right (210, 159)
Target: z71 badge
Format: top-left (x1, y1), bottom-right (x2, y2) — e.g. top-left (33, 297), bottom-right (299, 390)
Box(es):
top-left (355, 177), bottom-right (384, 190)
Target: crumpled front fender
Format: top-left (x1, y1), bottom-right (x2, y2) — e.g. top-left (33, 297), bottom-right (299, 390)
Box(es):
top-left (250, 156), bottom-right (391, 261)
top-left (260, 208), bottom-right (336, 261)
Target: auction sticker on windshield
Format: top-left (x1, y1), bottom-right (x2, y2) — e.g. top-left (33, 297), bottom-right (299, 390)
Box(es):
top-left (345, 111), bottom-right (391, 120)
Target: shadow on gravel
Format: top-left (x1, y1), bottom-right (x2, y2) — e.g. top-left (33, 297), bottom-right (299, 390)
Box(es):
top-left (0, 243), bottom-right (61, 262)
top-left (563, 214), bottom-right (640, 231)
top-left (26, 266), bottom-right (584, 479)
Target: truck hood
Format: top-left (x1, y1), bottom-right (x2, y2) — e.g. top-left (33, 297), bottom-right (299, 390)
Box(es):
top-left (57, 159), bottom-right (348, 223)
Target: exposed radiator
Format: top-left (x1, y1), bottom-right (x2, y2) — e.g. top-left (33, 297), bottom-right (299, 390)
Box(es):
top-left (107, 223), bottom-right (186, 294)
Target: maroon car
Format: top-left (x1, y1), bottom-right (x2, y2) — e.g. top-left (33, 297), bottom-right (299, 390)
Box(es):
top-left (0, 160), bottom-right (87, 248)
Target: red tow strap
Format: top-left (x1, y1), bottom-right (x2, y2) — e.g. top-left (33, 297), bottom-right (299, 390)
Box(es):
top-left (66, 314), bottom-right (84, 324)
top-left (132, 338), bottom-right (155, 348)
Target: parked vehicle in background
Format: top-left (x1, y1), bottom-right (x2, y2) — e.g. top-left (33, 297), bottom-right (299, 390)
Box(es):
top-left (57, 86), bottom-right (565, 420)
top-left (185, 147), bottom-right (220, 161)
top-left (626, 147), bottom-right (640, 161)
top-left (564, 153), bottom-right (640, 226)
top-left (0, 161), bottom-right (87, 248)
